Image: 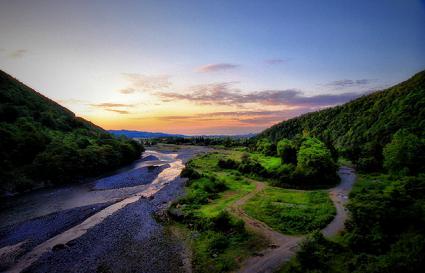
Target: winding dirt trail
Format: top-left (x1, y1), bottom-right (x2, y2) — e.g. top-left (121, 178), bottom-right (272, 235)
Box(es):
top-left (230, 167), bottom-right (356, 273)
top-left (228, 181), bottom-right (301, 273)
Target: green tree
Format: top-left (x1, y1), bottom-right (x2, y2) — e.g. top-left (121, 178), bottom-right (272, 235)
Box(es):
top-left (295, 137), bottom-right (338, 185)
top-left (383, 130), bottom-right (424, 175)
top-left (277, 138), bottom-right (297, 164)
top-left (256, 138), bottom-right (276, 156)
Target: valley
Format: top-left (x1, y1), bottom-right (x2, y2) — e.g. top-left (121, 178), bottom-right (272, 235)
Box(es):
top-left (0, 70), bottom-right (424, 273)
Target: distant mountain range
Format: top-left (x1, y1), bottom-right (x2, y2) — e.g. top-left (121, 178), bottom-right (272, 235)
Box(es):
top-left (108, 130), bottom-right (256, 139)
top-left (108, 130), bottom-right (186, 138)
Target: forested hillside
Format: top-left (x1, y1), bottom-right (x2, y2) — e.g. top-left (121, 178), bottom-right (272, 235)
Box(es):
top-left (0, 70), bottom-right (143, 194)
top-left (256, 71), bottom-right (425, 272)
top-left (259, 70), bottom-right (425, 171)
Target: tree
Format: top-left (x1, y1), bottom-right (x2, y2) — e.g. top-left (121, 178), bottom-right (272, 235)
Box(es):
top-left (277, 138), bottom-right (297, 164)
top-left (383, 130), bottom-right (424, 175)
top-left (256, 138), bottom-right (276, 156)
top-left (295, 137), bottom-right (338, 185)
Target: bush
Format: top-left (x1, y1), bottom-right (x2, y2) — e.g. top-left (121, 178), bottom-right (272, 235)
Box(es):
top-left (238, 158), bottom-right (267, 177)
top-left (181, 165), bottom-right (202, 179)
top-left (201, 177), bottom-right (228, 194)
top-left (276, 163), bottom-right (296, 178)
top-left (206, 231), bottom-right (229, 253)
top-left (211, 211), bottom-right (245, 233)
top-left (218, 158), bottom-right (238, 169)
top-left (296, 232), bottom-right (335, 271)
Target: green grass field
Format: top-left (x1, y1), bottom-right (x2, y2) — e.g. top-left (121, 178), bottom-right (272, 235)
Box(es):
top-left (244, 187), bottom-right (336, 234)
top-left (172, 149), bottom-right (339, 272)
top-left (250, 153), bottom-right (282, 172)
top-left (173, 150), bottom-right (268, 272)
top-left (197, 172), bottom-right (255, 217)
top-left (189, 149), bottom-right (281, 172)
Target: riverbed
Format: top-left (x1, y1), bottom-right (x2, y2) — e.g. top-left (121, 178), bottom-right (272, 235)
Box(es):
top-left (0, 145), bottom-right (208, 273)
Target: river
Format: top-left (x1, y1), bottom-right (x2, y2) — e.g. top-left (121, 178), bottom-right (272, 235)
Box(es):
top-left (0, 146), bottom-right (207, 273)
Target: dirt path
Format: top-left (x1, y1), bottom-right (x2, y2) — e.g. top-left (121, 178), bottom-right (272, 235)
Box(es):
top-left (229, 167), bottom-right (356, 273)
top-left (228, 181), bottom-right (302, 273)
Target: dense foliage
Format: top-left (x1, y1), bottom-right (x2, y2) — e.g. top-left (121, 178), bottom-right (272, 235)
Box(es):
top-left (282, 174), bottom-right (425, 273)
top-left (251, 137), bottom-right (338, 187)
top-left (276, 139), bottom-right (297, 164)
top-left (0, 70), bottom-right (143, 194)
top-left (382, 129), bottom-right (425, 175)
top-left (143, 136), bottom-right (254, 148)
top-left (260, 70), bottom-right (425, 171)
top-left (292, 137), bottom-right (339, 185)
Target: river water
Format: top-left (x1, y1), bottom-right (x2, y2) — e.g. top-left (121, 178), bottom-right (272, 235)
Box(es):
top-left (0, 150), bottom-right (179, 228)
top-left (0, 147), bottom-right (206, 273)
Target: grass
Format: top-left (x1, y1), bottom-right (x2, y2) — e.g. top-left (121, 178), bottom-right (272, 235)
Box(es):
top-left (190, 222), bottom-right (268, 273)
top-left (189, 149), bottom-right (281, 174)
top-left (198, 173), bottom-right (254, 217)
top-left (170, 150), bottom-right (268, 272)
top-left (243, 187), bottom-right (336, 235)
top-left (250, 153), bottom-right (282, 172)
top-left (172, 149), bottom-right (341, 272)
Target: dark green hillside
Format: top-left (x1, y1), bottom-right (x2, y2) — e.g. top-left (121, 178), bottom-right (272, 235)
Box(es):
top-left (259, 70), bottom-right (425, 171)
top-left (0, 70), bottom-right (143, 194)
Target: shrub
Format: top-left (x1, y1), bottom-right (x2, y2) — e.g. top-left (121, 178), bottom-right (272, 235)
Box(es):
top-left (218, 158), bottom-right (238, 169)
top-left (211, 211), bottom-right (245, 233)
top-left (201, 177), bottom-right (228, 194)
top-left (181, 165), bottom-right (202, 179)
top-left (207, 232), bottom-right (229, 253)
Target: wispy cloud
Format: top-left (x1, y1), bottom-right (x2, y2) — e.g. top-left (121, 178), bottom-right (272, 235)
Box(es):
top-left (155, 109), bottom-right (314, 127)
top-left (265, 58), bottom-right (287, 65)
top-left (120, 73), bottom-right (171, 93)
top-left (89, 102), bottom-right (134, 114)
top-left (104, 109), bottom-right (130, 114)
top-left (8, 49), bottom-right (28, 59)
top-left (196, 63), bottom-right (239, 73)
top-left (90, 103), bottom-right (133, 108)
top-left (118, 87), bottom-right (136, 94)
top-left (324, 78), bottom-right (376, 88)
top-left (56, 99), bottom-right (89, 105)
top-left (157, 82), bottom-right (365, 107)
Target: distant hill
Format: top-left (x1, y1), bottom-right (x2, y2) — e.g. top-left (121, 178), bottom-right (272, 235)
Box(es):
top-left (259, 70), bottom-right (425, 170)
top-left (109, 130), bottom-right (186, 138)
top-left (109, 130), bottom-right (256, 139)
top-left (0, 70), bottom-right (143, 194)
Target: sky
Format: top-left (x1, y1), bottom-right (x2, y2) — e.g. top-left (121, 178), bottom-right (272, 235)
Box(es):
top-left (1, 0), bottom-right (424, 135)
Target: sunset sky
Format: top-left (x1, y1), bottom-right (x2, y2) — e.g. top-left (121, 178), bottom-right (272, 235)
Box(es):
top-left (1, 0), bottom-right (424, 135)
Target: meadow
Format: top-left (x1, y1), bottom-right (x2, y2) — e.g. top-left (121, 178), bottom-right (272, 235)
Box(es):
top-left (169, 148), bottom-right (336, 272)
top-left (244, 187), bottom-right (335, 234)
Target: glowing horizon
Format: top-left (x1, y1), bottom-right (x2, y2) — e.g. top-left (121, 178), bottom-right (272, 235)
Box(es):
top-left (1, 0), bottom-right (424, 135)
